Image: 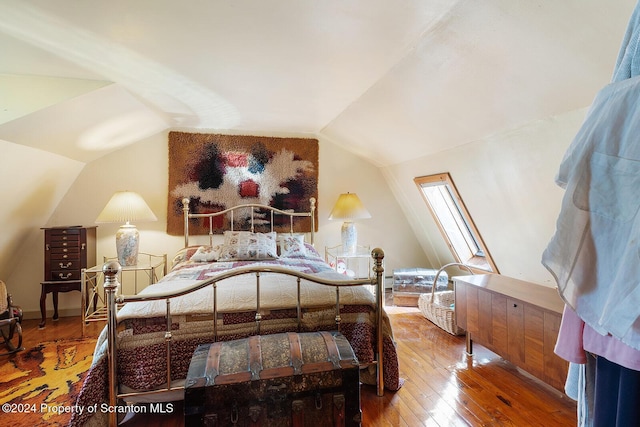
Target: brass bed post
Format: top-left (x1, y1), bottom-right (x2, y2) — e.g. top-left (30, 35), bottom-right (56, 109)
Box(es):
top-left (213, 283), bottom-right (218, 341)
top-left (103, 261), bottom-right (122, 425)
top-left (309, 197), bottom-right (316, 246)
top-left (182, 198), bottom-right (190, 248)
top-left (372, 248), bottom-right (385, 396)
top-left (335, 286), bottom-right (341, 332)
top-left (165, 298), bottom-right (172, 392)
top-left (296, 278), bottom-right (302, 331)
top-left (255, 272), bottom-right (261, 334)
top-left (208, 218), bottom-right (213, 246)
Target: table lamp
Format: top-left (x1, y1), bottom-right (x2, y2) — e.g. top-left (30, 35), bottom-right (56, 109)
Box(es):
top-left (96, 191), bottom-right (157, 266)
top-left (328, 192), bottom-right (371, 254)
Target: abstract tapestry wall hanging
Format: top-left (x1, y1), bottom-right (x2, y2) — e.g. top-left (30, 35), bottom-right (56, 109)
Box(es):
top-left (167, 131), bottom-right (319, 236)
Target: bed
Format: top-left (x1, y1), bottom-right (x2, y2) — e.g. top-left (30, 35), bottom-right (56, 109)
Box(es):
top-left (70, 198), bottom-right (400, 426)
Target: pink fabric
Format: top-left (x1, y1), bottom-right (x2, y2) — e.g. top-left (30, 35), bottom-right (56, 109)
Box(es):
top-left (555, 305), bottom-right (640, 371)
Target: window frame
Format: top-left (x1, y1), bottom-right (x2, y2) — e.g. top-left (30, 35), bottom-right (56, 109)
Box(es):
top-left (414, 173), bottom-right (498, 274)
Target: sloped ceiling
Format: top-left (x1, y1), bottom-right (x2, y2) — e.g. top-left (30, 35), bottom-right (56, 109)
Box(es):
top-left (0, 0), bottom-right (635, 166)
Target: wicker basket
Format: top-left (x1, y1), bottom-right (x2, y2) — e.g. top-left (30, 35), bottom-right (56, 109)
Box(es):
top-left (418, 263), bottom-right (473, 336)
top-left (418, 291), bottom-right (463, 335)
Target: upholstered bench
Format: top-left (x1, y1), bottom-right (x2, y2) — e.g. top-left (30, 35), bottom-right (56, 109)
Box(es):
top-left (392, 268), bottom-right (449, 306)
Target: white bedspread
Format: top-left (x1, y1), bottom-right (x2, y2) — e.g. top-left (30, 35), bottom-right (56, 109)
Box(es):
top-left (116, 258), bottom-right (376, 321)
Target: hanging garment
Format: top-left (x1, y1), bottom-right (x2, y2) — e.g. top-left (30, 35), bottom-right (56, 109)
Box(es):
top-left (546, 3), bottom-right (640, 424)
top-left (542, 75), bottom-right (640, 350)
top-left (556, 306), bottom-right (640, 371)
top-left (592, 356), bottom-right (640, 426)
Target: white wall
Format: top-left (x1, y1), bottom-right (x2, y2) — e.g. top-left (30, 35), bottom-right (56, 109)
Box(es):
top-left (0, 140), bottom-right (85, 284)
top-left (384, 108), bottom-right (588, 286)
top-left (9, 130), bottom-right (426, 319)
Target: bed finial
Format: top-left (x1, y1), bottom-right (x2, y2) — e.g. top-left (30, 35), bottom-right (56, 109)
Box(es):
top-left (103, 260), bottom-right (122, 282)
top-left (371, 248), bottom-right (384, 272)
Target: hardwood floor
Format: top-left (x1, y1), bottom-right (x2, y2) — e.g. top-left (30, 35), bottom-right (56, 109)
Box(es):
top-left (10, 300), bottom-right (577, 426)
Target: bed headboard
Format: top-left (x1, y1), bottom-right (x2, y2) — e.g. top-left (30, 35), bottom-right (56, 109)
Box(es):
top-left (181, 197), bottom-right (316, 248)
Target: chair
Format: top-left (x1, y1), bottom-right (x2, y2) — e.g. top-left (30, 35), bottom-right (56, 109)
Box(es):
top-left (0, 280), bottom-right (24, 355)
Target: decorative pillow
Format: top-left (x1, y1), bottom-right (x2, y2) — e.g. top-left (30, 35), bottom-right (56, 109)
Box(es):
top-left (190, 245), bottom-right (222, 262)
top-left (218, 231), bottom-right (278, 261)
top-left (279, 234), bottom-right (307, 258)
top-left (171, 246), bottom-right (201, 268)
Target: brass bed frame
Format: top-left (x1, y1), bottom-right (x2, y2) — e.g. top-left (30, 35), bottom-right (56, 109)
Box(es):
top-left (103, 197), bottom-right (386, 425)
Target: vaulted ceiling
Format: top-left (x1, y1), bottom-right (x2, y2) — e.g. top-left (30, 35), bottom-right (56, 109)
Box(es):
top-left (0, 0), bottom-right (636, 166)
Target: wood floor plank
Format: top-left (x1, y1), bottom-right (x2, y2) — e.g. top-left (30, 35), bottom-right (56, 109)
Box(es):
top-left (382, 305), bottom-right (575, 427)
top-left (391, 318), bottom-right (499, 426)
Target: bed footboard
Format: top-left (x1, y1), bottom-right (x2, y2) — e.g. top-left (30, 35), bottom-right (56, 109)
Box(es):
top-left (103, 249), bottom-right (386, 425)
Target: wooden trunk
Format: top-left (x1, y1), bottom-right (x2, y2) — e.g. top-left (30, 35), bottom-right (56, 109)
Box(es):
top-left (184, 331), bottom-right (361, 426)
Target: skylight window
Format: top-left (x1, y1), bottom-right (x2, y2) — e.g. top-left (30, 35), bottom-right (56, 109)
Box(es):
top-left (415, 173), bottom-right (497, 273)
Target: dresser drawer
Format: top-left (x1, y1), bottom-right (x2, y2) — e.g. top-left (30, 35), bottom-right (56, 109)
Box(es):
top-left (49, 246), bottom-right (81, 258)
top-left (49, 269), bottom-right (82, 281)
top-left (49, 259), bottom-right (81, 270)
top-left (49, 228), bottom-right (81, 236)
top-left (50, 237), bottom-right (81, 248)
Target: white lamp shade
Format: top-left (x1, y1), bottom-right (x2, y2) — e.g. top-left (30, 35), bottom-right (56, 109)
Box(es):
top-left (96, 191), bottom-right (157, 266)
top-left (328, 193), bottom-right (371, 220)
top-left (96, 191), bottom-right (157, 224)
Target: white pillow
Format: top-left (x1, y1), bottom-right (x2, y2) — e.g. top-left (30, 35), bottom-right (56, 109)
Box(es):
top-left (279, 234), bottom-right (307, 258)
top-left (218, 231), bottom-right (278, 261)
top-left (190, 245), bottom-right (222, 262)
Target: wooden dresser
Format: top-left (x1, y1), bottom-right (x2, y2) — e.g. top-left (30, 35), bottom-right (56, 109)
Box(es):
top-left (40, 226), bottom-right (96, 328)
top-left (454, 274), bottom-right (568, 391)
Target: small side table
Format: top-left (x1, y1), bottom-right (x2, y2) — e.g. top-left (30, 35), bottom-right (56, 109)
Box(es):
top-left (325, 244), bottom-right (371, 279)
top-left (81, 253), bottom-right (167, 334)
top-left (325, 244), bottom-right (379, 299)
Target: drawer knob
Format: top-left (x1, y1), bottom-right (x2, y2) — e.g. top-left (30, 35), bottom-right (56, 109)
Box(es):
top-left (513, 303), bottom-right (518, 308)
top-left (59, 262), bottom-right (73, 269)
top-left (58, 273), bottom-right (72, 280)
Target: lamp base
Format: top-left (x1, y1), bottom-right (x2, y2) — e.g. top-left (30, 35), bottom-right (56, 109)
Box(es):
top-left (341, 221), bottom-right (357, 255)
top-left (116, 224), bottom-right (139, 266)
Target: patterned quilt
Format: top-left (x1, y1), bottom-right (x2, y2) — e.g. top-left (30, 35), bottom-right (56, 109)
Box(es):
top-left (70, 253), bottom-right (400, 426)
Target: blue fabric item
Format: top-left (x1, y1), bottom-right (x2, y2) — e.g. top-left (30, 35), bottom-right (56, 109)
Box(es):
top-left (565, 355), bottom-right (596, 427)
top-left (612, 0), bottom-right (640, 82)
